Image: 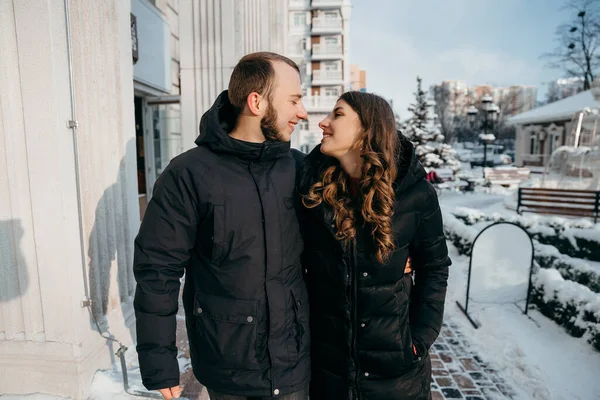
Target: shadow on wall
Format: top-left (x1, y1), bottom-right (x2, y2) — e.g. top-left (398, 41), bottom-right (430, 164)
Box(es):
top-left (0, 219), bottom-right (27, 303)
top-left (87, 139), bottom-right (138, 362)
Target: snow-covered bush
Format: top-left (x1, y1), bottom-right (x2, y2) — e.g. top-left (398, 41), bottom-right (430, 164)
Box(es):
top-left (449, 208), bottom-right (600, 262)
top-left (531, 269), bottom-right (600, 351)
top-left (535, 242), bottom-right (600, 293)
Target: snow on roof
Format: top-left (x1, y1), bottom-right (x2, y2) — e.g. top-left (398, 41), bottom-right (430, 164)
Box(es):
top-left (509, 89), bottom-right (600, 125)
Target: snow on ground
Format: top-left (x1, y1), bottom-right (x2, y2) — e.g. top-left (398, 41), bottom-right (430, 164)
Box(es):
top-left (441, 190), bottom-right (600, 400)
top-left (0, 347), bottom-right (194, 400)
top-left (84, 347), bottom-right (191, 400)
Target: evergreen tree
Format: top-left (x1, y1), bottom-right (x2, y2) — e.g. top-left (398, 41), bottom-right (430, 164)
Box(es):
top-left (401, 76), bottom-right (462, 173)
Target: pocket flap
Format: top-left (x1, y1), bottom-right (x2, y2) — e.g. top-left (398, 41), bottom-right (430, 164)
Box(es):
top-left (194, 292), bottom-right (258, 324)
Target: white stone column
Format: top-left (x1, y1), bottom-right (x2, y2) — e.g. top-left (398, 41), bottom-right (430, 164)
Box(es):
top-left (0, 0), bottom-right (138, 398)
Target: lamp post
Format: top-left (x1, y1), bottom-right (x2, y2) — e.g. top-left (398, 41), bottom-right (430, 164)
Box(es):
top-left (467, 95), bottom-right (499, 176)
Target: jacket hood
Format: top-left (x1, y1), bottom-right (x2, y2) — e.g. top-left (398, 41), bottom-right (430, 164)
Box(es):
top-left (195, 90), bottom-right (290, 161)
top-left (394, 133), bottom-right (426, 193)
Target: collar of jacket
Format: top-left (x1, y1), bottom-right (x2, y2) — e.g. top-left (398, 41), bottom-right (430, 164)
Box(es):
top-left (195, 90), bottom-right (291, 162)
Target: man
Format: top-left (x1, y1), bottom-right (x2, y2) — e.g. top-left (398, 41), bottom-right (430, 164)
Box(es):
top-left (133, 52), bottom-right (310, 400)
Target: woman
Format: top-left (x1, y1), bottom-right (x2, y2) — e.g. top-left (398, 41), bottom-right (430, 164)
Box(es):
top-left (297, 91), bottom-right (451, 400)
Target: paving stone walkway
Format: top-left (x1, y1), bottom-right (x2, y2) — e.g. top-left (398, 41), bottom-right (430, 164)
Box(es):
top-left (429, 321), bottom-right (517, 400)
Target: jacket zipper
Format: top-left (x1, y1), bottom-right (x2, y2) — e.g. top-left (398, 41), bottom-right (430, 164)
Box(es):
top-left (249, 161), bottom-right (275, 395)
top-left (350, 239), bottom-right (360, 399)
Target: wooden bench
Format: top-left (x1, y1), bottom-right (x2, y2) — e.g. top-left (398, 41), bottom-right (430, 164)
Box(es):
top-left (517, 188), bottom-right (600, 222)
top-left (484, 167), bottom-right (531, 187)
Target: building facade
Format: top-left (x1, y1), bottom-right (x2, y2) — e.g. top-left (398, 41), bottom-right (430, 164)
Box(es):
top-left (547, 77), bottom-right (585, 103)
top-left (287, 0), bottom-right (352, 153)
top-left (350, 64), bottom-right (367, 91)
top-left (429, 80), bottom-right (470, 121)
top-left (0, 0), bottom-right (288, 398)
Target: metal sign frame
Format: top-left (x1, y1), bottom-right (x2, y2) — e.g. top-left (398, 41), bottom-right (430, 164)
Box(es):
top-left (456, 221), bottom-right (535, 329)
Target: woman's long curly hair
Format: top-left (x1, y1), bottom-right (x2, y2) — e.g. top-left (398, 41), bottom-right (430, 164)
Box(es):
top-left (302, 91), bottom-right (400, 263)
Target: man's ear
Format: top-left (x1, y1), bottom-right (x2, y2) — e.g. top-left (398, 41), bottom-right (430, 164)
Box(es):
top-left (246, 92), bottom-right (263, 116)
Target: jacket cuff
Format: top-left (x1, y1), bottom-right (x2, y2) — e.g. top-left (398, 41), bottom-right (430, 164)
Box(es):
top-left (142, 378), bottom-right (181, 391)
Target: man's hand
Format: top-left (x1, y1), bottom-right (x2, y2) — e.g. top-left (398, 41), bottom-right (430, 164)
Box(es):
top-left (404, 257), bottom-right (412, 274)
top-left (158, 386), bottom-right (183, 399)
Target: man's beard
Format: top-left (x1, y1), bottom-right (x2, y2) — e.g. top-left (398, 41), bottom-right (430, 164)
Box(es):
top-left (260, 104), bottom-right (281, 141)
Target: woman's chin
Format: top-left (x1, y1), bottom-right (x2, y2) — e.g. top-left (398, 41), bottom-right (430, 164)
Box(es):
top-left (319, 143), bottom-right (332, 155)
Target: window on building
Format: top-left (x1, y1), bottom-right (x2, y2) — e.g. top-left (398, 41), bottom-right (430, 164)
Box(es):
top-left (292, 12), bottom-right (305, 26)
top-left (324, 11), bottom-right (338, 19)
top-left (530, 134), bottom-right (537, 154)
top-left (324, 36), bottom-right (339, 45)
top-left (324, 87), bottom-right (340, 97)
top-left (323, 61), bottom-right (338, 71)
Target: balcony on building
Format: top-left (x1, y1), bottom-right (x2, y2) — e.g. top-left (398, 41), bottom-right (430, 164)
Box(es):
top-left (312, 69), bottom-right (343, 85)
top-left (311, 0), bottom-right (344, 9)
top-left (303, 94), bottom-right (339, 112)
top-left (311, 43), bottom-right (342, 60)
top-left (311, 17), bottom-right (343, 34)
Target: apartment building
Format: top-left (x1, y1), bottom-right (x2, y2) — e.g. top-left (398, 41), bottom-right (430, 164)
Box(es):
top-left (494, 85), bottom-right (538, 116)
top-left (287, 0), bottom-right (352, 152)
top-left (429, 80), bottom-right (470, 120)
top-left (430, 81), bottom-right (538, 120)
top-left (350, 63), bottom-right (367, 91)
top-left (547, 77), bottom-right (585, 102)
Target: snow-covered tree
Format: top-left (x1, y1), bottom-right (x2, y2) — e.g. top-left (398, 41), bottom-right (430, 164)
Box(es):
top-left (401, 76), bottom-right (462, 173)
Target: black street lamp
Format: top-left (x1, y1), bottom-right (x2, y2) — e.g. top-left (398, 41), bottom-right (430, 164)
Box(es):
top-left (467, 95), bottom-right (500, 176)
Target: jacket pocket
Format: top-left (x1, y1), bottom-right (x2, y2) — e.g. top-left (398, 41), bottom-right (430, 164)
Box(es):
top-left (193, 292), bottom-right (259, 370)
top-left (289, 288), bottom-right (310, 362)
top-left (402, 274), bottom-right (424, 367)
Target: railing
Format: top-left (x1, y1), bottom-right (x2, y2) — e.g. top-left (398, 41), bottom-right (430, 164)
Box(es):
top-left (312, 43), bottom-right (342, 57)
top-left (312, 69), bottom-right (342, 82)
top-left (312, 17), bottom-right (342, 30)
top-left (311, 0), bottom-right (343, 6)
top-left (303, 95), bottom-right (339, 110)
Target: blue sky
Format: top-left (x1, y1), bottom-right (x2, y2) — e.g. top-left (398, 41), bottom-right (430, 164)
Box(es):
top-left (350, 0), bottom-right (571, 118)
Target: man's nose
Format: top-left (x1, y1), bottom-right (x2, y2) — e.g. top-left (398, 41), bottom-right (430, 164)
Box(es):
top-left (297, 103), bottom-right (308, 120)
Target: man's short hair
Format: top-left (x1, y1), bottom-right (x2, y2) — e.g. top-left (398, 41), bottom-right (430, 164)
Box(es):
top-left (228, 52), bottom-right (300, 112)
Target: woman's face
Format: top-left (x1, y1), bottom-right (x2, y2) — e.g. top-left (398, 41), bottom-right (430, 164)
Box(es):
top-left (319, 100), bottom-right (364, 158)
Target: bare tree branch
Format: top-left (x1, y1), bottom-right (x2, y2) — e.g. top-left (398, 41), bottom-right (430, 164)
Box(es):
top-left (541, 0), bottom-right (600, 89)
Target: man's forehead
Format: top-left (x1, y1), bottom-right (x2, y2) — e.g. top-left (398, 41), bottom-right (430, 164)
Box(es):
top-left (272, 60), bottom-right (299, 78)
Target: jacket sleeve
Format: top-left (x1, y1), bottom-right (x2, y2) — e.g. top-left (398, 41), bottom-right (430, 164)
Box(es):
top-left (133, 166), bottom-right (199, 390)
top-left (409, 182), bottom-right (451, 356)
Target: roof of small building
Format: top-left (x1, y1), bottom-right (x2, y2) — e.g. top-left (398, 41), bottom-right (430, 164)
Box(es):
top-left (509, 89), bottom-right (600, 125)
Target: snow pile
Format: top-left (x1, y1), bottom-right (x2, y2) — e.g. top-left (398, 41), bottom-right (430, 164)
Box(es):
top-left (444, 211), bottom-right (600, 351)
top-left (87, 346), bottom-right (192, 400)
top-left (532, 268), bottom-right (600, 351)
top-left (534, 241), bottom-right (600, 292)
top-left (446, 244), bottom-right (600, 400)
